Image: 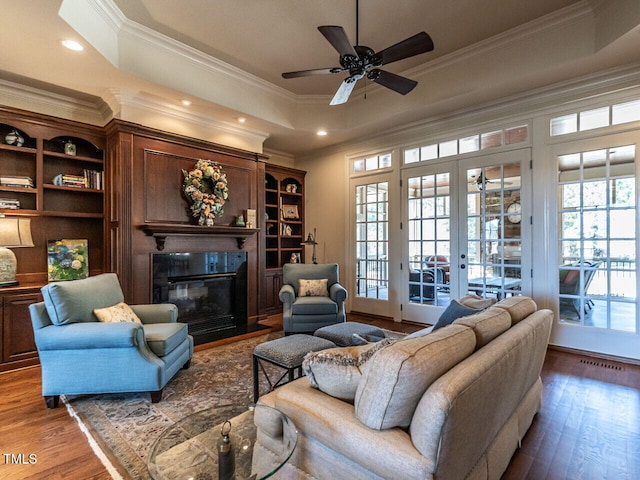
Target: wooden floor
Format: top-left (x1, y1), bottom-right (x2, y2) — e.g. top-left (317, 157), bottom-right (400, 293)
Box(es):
top-left (1, 315), bottom-right (639, 480)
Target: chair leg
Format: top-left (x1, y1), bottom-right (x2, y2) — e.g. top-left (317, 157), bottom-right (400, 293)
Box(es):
top-left (44, 395), bottom-right (60, 409)
top-left (182, 359), bottom-right (191, 369)
top-left (150, 389), bottom-right (163, 403)
top-left (253, 354), bottom-right (260, 403)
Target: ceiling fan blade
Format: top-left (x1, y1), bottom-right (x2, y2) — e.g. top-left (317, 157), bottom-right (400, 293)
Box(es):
top-left (318, 26), bottom-right (358, 58)
top-left (377, 32), bottom-right (434, 66)
top-left (330, 77), bottom-right (358, 105)
top-left (368, 69), bottom-right (417, 95)
top-left (282, 67), bottom-right (343, 79)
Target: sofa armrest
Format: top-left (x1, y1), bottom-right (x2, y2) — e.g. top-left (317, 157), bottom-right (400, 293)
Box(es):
top-left (130, 304), bottom-right (178, 324)
top-left (34, 322), bottom-right (141, 351)
top-left (330, 283), bottom-right (348, 305)
top-left (279, 284), bottom-right (296, 305)
top-left (258, 379), bottom-right (432, 479)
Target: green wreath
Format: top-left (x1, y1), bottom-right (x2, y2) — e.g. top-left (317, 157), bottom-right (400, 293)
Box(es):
top-left (182, 159), bottom-right (229, 226)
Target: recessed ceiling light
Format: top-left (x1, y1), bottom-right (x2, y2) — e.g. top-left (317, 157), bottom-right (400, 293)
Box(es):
top-left (181, 99), bottom-right (192, 106)
top-left (317, 130), bottom-right (328, 136)
top-left (61, 39), bottom-right (83, 51)
top-left (237, 117), bottom-right (246, 123)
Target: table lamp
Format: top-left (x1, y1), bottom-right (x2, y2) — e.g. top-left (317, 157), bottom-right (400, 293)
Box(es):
top-left (301, 228), bottom-right (318, 264)
top-left (0, 216), bottom-right (34, 287)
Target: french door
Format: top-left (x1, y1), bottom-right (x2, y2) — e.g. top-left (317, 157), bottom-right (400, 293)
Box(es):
top-left (402, 149), bottom-right (531, 324)
top-left (350, 173), bottom-right (398, 318)
top-left (549, 133), bottom-right (640, 358)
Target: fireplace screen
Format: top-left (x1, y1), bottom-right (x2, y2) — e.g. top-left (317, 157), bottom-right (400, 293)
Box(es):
top-left (152, 252), bottom-right (247, 342)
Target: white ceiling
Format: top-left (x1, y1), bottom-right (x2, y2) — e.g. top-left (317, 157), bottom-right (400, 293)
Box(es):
top-left (1, 0), bottom-right (640, 156)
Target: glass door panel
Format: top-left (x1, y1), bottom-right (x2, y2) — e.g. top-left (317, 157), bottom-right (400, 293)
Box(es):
top-left (403, 166), bottom-right (456, 324)
top-left (464, 162), bottom-right (523, 300)
top-left (557, 144), bottom-right (637, 332)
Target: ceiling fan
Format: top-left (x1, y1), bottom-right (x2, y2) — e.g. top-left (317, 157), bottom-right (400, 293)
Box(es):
top-left (281, 0), bottom-right (434, 105)
top-left (470, 172), bottom-right (513, 191)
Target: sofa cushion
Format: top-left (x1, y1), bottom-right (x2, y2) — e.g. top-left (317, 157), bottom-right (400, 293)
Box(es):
top-left (432, 300), bottom-right (480, 331)
top-left (453, 306), bottom-right (511, 349)
top-left (291, 296), bottom-right (337, 315)
top-left (354, 324), bottom-right (476, 429)
top-left (142, 322), bottom-right (188, 357)
top-left (299, 278), bottom-right (329, 297)
top-left (93, 302), bottom-right (142, 324)
top-left (41, 273), bottom-right (125, 325)
top-left (493, 296), bottom-right (537, 324)
top-left (302, 339), bottom-right (393, 401)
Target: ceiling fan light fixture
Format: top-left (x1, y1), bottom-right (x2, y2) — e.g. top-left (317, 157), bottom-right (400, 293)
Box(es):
top-left (281, 0), bottom-right (434, 106)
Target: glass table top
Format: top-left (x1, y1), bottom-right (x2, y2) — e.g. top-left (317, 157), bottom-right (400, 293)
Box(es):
top-left (147, 404), bottom-right (297, 480)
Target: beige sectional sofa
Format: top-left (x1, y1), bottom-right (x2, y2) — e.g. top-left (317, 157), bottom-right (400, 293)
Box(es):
top-left (254, 296), bottom-right (553, 480)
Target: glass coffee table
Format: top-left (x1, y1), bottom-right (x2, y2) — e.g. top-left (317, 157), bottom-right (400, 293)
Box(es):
top-left (148, 404), bottom-right (297, 480)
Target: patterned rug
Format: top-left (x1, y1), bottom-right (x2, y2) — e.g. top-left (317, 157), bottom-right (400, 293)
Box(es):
top-left (63, 331), bottom-right (285, 480)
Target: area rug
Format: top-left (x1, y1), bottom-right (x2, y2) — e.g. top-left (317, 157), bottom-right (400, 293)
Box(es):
top-left (63, 331), bottom-right (285, 480)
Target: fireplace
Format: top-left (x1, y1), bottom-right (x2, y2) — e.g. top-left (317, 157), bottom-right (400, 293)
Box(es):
top-left (152, 251), bottom-right (254, 344)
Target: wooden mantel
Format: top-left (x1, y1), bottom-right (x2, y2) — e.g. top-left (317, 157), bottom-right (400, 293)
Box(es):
top-left (140, 223), bottom-right (259, 250)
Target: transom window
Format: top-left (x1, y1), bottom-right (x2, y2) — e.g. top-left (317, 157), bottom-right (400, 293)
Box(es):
top-left (353, 153), bottom-right (392, 173)
top-left (550, 99), bottom-right (640, 136)
top-left (404, 125), bottom-right (529, 164)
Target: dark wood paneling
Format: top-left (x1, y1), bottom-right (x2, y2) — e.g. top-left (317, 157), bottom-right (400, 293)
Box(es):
top-left (107, 120), bottom-right (268, 324)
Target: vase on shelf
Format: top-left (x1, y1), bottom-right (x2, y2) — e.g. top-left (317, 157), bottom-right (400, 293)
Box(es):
top-left (4, 129), bottom-right (24, 147)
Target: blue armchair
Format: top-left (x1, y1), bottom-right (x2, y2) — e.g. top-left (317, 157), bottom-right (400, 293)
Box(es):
top-left (279, 263), bottom-right (348, 334)
top-left (29, 273), bottom-right (193, 408)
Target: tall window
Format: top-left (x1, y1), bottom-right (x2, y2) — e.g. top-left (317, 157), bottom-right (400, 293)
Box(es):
top-left (557, 145), bottom-right (637, 332)
top-left (355, 182), bottom-right (389, 299)
top-left (407, 173), bottom-right (451, 306)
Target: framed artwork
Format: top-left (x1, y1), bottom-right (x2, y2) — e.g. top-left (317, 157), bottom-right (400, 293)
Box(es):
top-left (282, 204), bottom-right (299, 219)
top-left (48, 239), bottom-right (89, 281)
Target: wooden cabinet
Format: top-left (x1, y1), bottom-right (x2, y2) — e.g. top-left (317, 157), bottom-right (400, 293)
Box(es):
top-left (1, 287), bottom-right (42, 371)
top-left (264, 165), bottom-right (306, 314)
top-left (0, 106), bottom-right (106, 371)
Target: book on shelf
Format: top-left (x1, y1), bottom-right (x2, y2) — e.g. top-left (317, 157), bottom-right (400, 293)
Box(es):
top-left (0, 198), bottom-right (20, 209)
top-left (52, 170), bottom-right (103, 189)
top-left (0, 175), bottom-right (34, 188)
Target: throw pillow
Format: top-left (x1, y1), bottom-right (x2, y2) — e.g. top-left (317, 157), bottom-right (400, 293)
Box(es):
top-left (458, 294), bottom-right (497, 310)
top-left (298, 278), bottom-right (329, 297)
top-left (93, 302), bottom-right (142, 324)
top-left (431, 300), bottom-right (480, 331)
top-left (302, 339), bottom-right (393, 401)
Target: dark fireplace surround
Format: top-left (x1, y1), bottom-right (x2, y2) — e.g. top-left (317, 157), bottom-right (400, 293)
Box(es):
top-left (152, 251), bottom-right (257, 344)
top-left (105, 127), bottom-right (269, 342)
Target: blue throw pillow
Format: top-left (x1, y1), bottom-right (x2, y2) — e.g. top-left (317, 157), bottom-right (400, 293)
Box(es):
top-left (432, 300), bottom-right (480, 331)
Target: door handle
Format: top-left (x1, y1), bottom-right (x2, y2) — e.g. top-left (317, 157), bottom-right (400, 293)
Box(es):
top-left (460, 264), bottom-right (466, 269)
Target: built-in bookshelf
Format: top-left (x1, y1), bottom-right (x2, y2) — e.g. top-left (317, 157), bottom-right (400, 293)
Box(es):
top-left (0, 107), bottom-right (106, 372)
top-left (264, 164), bottom-right (306, 314)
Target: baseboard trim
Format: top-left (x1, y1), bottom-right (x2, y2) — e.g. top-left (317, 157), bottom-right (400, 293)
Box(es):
top-left (548, 344), bottom-right (640, 366)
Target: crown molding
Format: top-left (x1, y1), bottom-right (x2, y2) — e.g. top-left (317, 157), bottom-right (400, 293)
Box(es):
top-left (105, 88), bottom-right (270, 148)
top-left (298, 63), bottom-right (640, 162)
top-left (0, 78), bottom-right (110, 126)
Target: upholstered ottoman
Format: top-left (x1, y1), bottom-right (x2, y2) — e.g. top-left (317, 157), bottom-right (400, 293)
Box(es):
top-left (313, 321), bottom-right (386, 347)
top-left (253, 334), bottom-right (336, 402)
